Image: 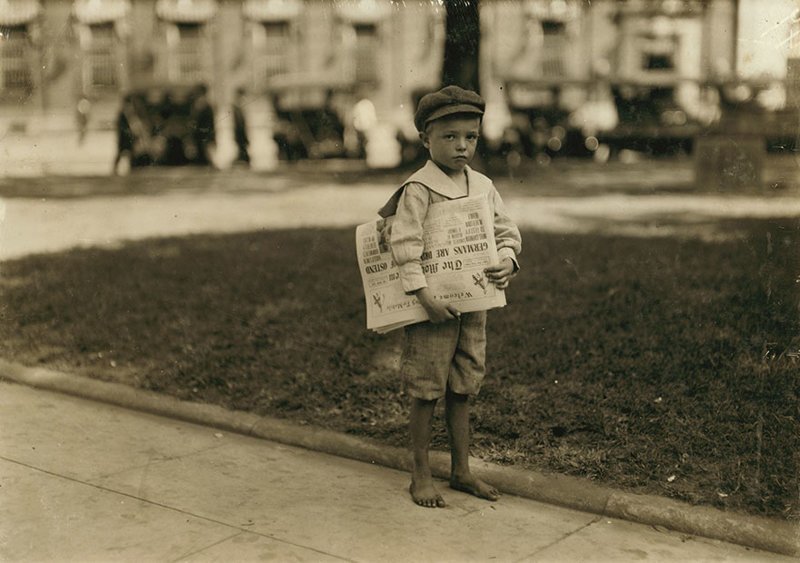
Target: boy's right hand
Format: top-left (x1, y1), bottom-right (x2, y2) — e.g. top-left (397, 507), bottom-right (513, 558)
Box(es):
top-left (415, 288), bottom-right (460, 324)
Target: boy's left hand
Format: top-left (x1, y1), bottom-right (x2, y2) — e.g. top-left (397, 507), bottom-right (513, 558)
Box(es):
top-left (485, 258), bottom-right (516, 290)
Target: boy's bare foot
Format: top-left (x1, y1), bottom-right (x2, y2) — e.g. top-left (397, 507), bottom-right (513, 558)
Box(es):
top-left (409, 479), bottom-right (446, 508)
top-left (450, 474), bottom-right (500, 501)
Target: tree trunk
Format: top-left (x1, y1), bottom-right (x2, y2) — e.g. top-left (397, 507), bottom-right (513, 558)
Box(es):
top-left (441, 0), bottom-right (481, 92)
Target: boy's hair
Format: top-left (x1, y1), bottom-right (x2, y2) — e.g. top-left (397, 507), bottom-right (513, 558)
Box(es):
top-left (414, 85), bottom-right (485, 132)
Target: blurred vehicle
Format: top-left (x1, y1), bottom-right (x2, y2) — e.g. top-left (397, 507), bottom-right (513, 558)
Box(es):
top-left (268, 86), bottom-right (351, 162)
top-left (118, 83), bottom-right (215, 168)
top-left (482, 1), bottom-right (595, 163)
top-left (599, 83), bottom-right (700, 156)
top-left (500, 82), bottom-right (596, 161)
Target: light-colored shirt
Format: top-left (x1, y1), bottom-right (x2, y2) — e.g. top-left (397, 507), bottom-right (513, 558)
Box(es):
top-left (379, 160), bottom-right (522, 294)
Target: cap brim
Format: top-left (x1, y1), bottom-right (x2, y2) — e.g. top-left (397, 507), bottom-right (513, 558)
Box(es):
top-left (424, 104), bottom-right (484, 128)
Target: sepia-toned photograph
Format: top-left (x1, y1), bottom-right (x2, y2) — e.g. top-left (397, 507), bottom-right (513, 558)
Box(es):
top-left (0, 0), bottom-right (798, 561)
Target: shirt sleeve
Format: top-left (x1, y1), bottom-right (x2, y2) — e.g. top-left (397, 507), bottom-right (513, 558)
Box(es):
top-left (491, 186), bottom-right (522, 271)
top-left (389, 183), bottom-right (431, 293)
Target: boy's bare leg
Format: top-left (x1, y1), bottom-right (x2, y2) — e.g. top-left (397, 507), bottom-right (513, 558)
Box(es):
top-left (409, 397), bottom-right (445, 508)
top-left (445, 388), bottom-right (500, 501)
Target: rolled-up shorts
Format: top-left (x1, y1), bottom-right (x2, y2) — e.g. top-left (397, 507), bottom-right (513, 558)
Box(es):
top-left (400, 311), bottom-right (487, 400)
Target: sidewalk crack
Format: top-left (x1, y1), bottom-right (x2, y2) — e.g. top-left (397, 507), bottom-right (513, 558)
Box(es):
top-left (513, 516), bottom-right (603, 563)
top-left (90, 442), bottom-right (229, 481)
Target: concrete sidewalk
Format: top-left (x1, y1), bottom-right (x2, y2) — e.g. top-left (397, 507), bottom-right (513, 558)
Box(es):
top-left (1, 381), bottom-right (791, 562)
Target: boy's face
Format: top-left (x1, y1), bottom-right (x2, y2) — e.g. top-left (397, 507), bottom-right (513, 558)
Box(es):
top-left (420, 115), bottom-right (480, 174)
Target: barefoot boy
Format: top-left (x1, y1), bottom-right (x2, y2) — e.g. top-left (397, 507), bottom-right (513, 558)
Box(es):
top-left (378, 86), bottom-right (522, 507)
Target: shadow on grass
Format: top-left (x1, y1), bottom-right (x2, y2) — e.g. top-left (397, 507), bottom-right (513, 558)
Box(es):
top-left (0, 221), bottom-right (797, 519)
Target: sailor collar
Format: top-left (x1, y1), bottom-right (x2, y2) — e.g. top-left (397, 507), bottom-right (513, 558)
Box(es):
top-left (378, 160), bottom-right (493, 218)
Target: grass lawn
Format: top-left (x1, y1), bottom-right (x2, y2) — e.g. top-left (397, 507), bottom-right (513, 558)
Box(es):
top-left (1, 220), bottom-right (797, 519)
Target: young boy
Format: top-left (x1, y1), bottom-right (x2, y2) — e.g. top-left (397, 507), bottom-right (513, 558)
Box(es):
top-left (379, 86), bottom-right (522, 508)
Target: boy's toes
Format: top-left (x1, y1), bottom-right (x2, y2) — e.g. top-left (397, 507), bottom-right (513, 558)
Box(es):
top-left (409, 482), bottom-right (446, 508)
top-left (421, 494), bottom-right (445, 508)
top-left (416, 495), bottom-right (443, 508)
top-left (482, 484), bottom-right (500, 500)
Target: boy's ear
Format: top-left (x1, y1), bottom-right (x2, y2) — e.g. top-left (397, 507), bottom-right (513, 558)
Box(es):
top-left (419, 131), bottom-right (430, 148)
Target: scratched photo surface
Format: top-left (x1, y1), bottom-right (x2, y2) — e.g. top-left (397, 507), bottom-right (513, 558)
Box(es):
top-left (0, 0), bottom-right (798, 561)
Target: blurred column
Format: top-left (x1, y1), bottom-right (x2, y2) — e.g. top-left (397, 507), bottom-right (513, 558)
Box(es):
top-left (210, 1), bottom-right (243, 169)
top-left (0, 0), bottom-right (44, 177)
top-left (241, 0), bottom-right (304, 170)
top-left (337, 0), bottom-right (400, 169)
top-left (70, 1), bottom-right (132, 173)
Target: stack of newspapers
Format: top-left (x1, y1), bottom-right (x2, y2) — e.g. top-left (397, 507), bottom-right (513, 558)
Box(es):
top-left (355, 195), bottom-right (506, 334)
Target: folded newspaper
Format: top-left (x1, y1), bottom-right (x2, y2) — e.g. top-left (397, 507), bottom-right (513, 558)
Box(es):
top-left (356, 195), bottom-right (506, 334)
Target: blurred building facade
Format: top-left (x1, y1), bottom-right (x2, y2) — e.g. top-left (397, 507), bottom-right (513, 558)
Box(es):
top-left (0, 0), bottom-right (797, 174)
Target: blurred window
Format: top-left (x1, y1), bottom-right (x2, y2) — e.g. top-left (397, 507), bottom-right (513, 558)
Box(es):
top-left (644, 53), bottom-right (674, 71)
top-left (167, 22), bottom-right (206, 83)
top-left (86, 23), bottom-right (118, 89)
top-left (353, 23), bottom-right (378, 84)
top-left (254, 20), bottom-right (290, 84)
top-left (0, 25), bottom-right (33, 92)
top-left (540, 19), bottom-right (566, 77)
top-left (637, 35), bottom-right (677, 74)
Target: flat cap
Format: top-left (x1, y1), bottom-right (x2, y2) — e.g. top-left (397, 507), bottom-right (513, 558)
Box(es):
top-left (414, 85), bottom-right (485, 132)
